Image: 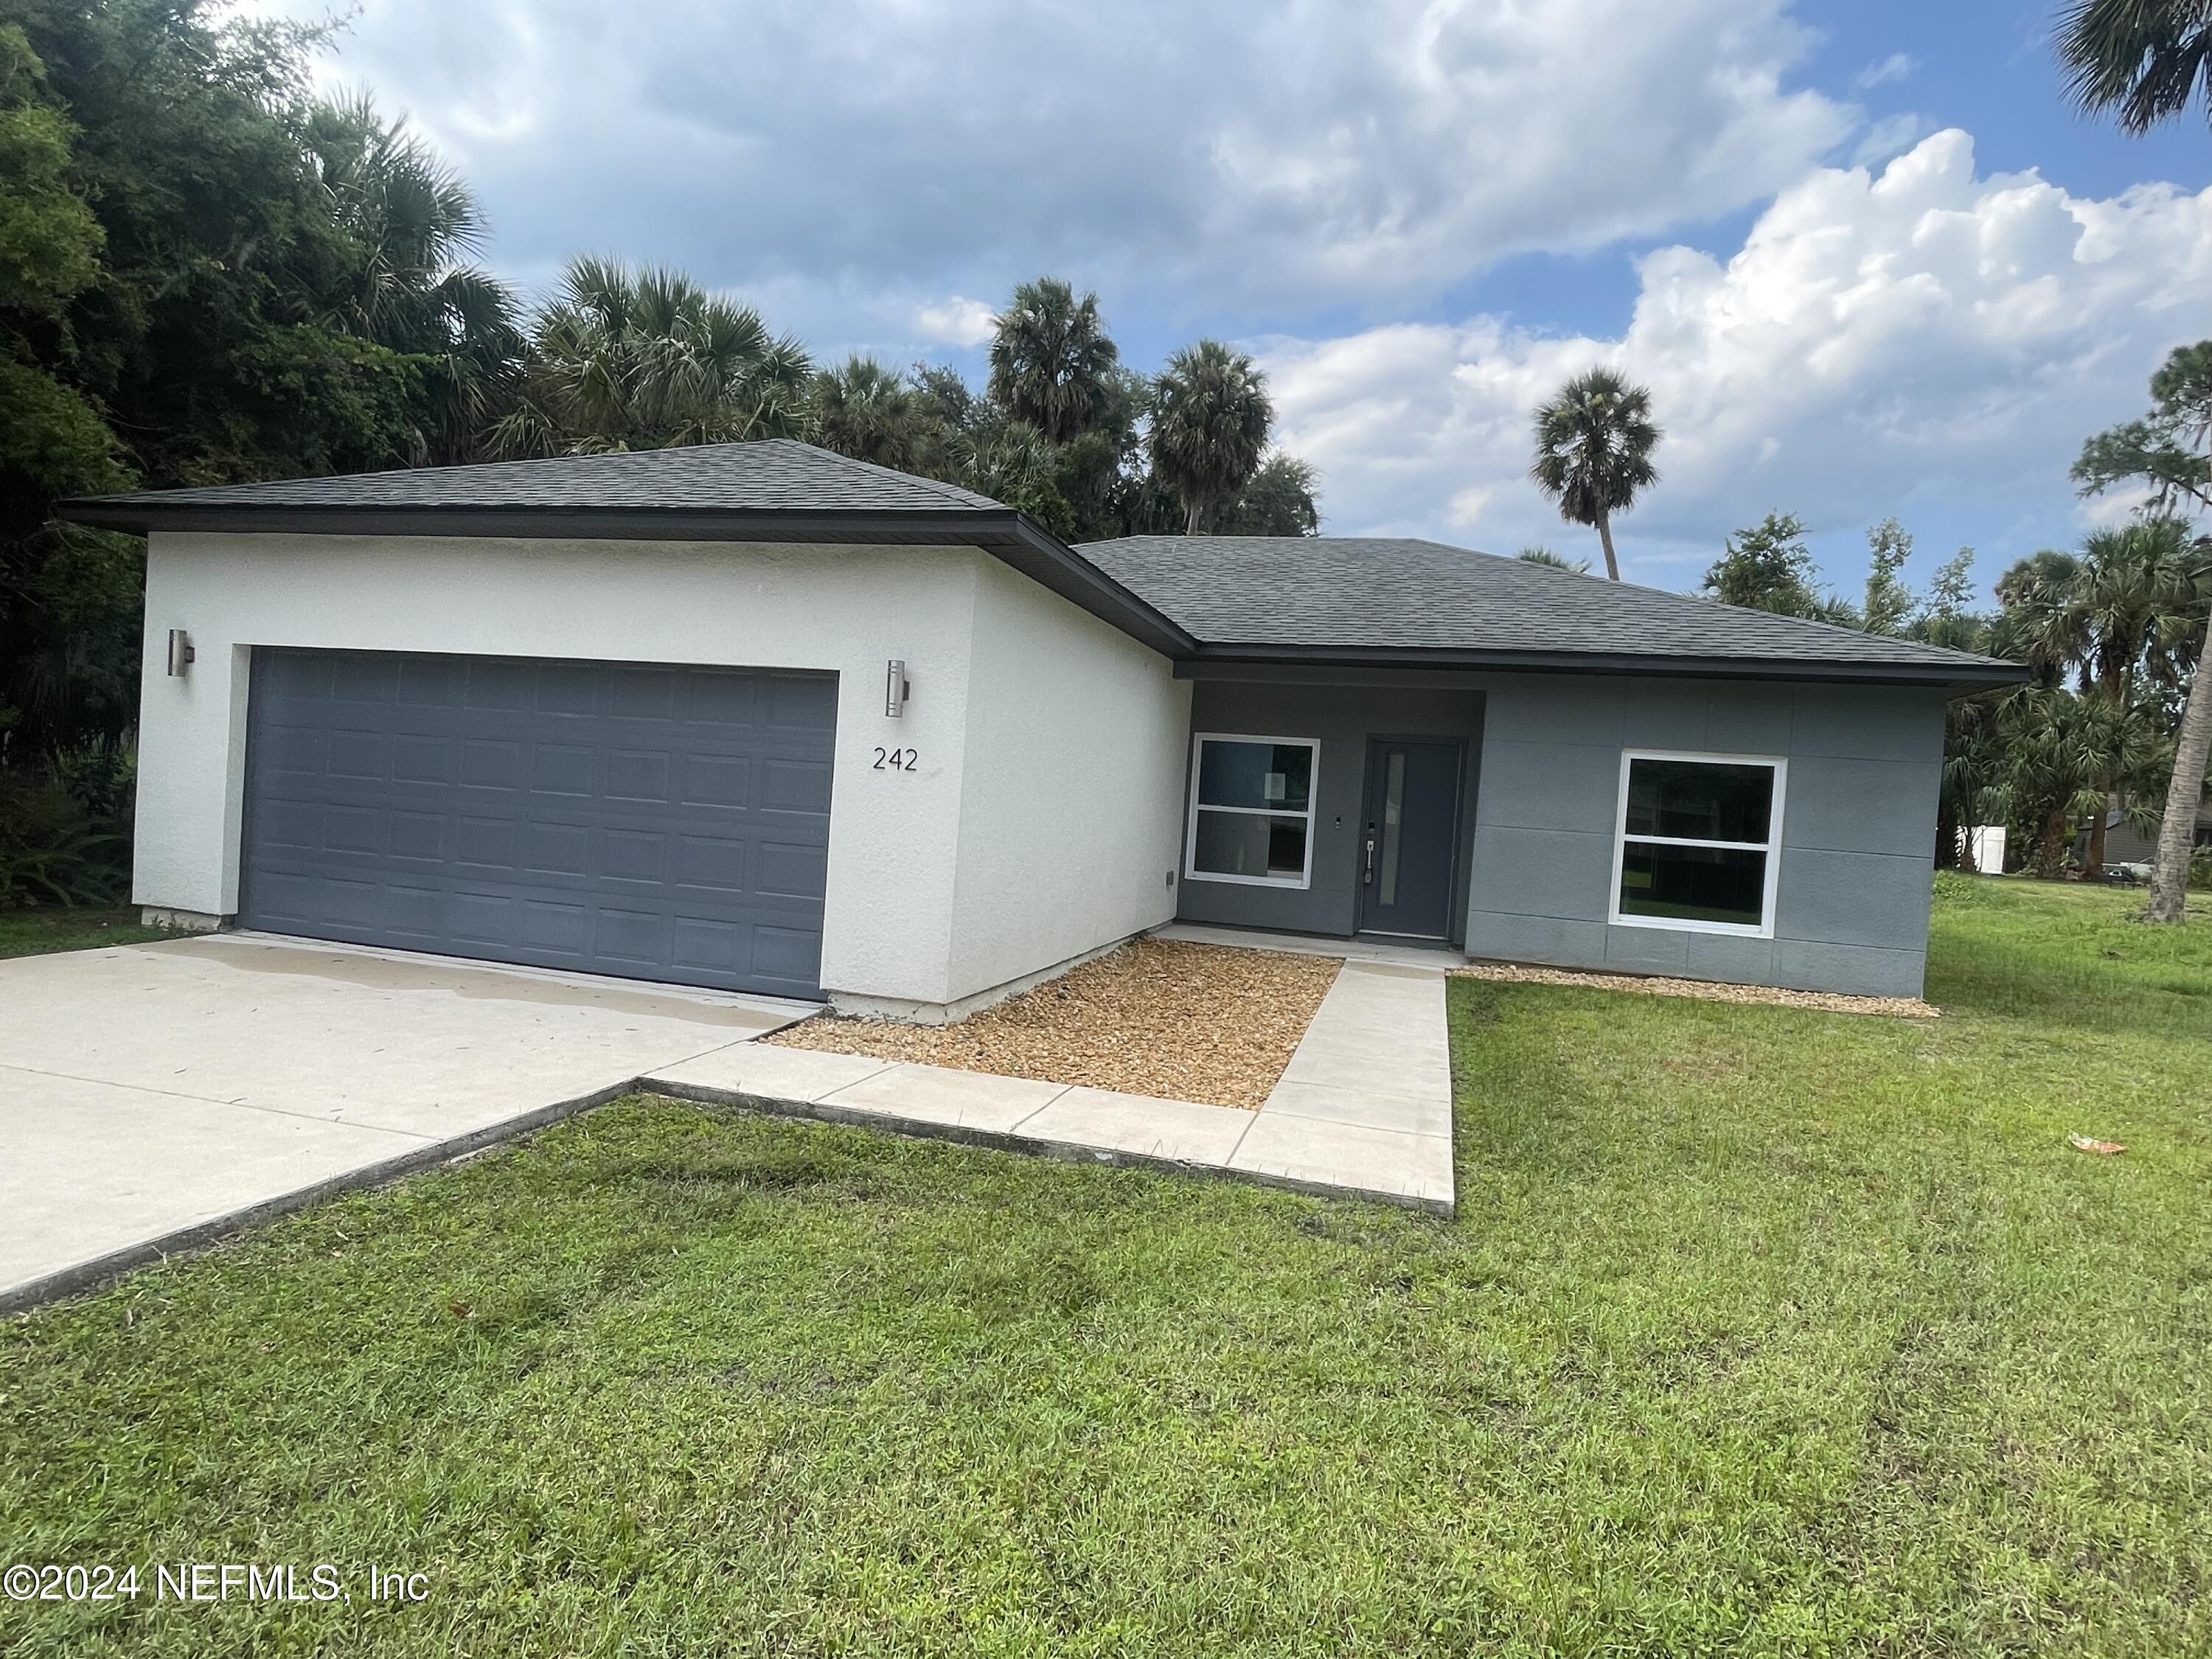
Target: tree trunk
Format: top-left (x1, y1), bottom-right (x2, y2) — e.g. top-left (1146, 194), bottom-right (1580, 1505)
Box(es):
top-left (1935, 796), bottom-right (1961, 870)
top-left (2037, 806), bottom-right (2070, 879)
top-left (1594, 512), bottom-right (1621, 582)
top-left (2083, 664), bottom-right (2126, 883)
top-left (2144, 608), bottom-right (2212, 922)
top-left (1185, 498), bottom-right (1201, 535)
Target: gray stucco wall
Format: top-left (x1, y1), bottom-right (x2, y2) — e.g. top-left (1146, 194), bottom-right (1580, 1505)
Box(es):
top-left (1464, 675), bottom-right (1950, 998)
top-left (1176, 676), bottom-right (1484, 941)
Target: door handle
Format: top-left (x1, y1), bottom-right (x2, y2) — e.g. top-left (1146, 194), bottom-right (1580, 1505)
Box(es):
top-left (1363, 834), bottom-right (1376, 883)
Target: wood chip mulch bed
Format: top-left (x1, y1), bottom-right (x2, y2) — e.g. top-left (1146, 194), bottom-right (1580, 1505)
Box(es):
top-left (763, 937), bottom-right (1342, 1109)
top-left (1451, 961), bottom-right (1937, 1018)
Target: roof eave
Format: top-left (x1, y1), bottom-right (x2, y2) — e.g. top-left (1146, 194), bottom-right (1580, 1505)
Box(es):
top-left (1180, 641), bottom-right (2028, 691)
top-left (55, 498), bottom-right (1200, 660)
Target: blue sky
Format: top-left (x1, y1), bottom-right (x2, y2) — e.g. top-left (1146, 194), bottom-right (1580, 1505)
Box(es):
top-left (264, 0), bottom-right (2209, 605)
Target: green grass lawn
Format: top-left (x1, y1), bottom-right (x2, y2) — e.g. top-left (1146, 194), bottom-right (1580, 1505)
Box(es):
top-left (0, 906), bottom-right (175, 959)
top-left (2, 875), bottom-right (2207, 1655)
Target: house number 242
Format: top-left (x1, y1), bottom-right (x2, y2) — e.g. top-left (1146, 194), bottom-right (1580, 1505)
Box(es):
top-left (873, 747), bottom-right (917, 771)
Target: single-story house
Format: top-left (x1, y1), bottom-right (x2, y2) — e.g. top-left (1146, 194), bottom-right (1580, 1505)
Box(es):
top-left (61, 439), bottom-right (2023, 1015)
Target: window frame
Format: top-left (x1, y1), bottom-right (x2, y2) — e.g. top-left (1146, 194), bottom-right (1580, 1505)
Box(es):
top-left (1183, 731), bottom-right (1321, 890)
top-left (1607, 748), bottom-right (1787, 939)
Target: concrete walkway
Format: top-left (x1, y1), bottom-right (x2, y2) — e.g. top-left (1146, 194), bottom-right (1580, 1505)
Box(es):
top-left (4, 933), bottom-right (1456, 1312)
top-left (651, 958), bottom-right (1455, 1214)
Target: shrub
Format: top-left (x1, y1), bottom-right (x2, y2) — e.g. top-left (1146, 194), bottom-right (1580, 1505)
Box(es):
top-left (0, 740), bottom-right (135, 908)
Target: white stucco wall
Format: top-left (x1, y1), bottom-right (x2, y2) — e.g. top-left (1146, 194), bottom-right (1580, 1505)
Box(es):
top-left (945, 558), bottom-right (1192, 999)
top-left (135, 530), bottom-right (1181, 1008)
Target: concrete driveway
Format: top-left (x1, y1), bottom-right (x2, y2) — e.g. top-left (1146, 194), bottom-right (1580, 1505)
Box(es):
top-left (0, 933), bottom-right (809, 1310)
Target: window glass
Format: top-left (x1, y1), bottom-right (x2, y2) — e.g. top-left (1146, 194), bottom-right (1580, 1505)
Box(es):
top-left (1623, 758), bottom-right (1775, 843)
top-left (1192, 811), bottom-right (1310, 881)
top-left (1618, 843), bottom-right (1768, 927)
top-left (1197, 741), bottom-right (1313, 813)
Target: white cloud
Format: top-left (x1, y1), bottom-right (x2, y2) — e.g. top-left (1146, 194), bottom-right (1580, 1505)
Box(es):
top-left (263, 0), bottom-right (1859, 310)
top-left (912, 296), bottom-right (997, 348)
top-left (1262, 133), bottom-right (2212, 585)
top-left (1853, 51), bottom-right (1916, 90)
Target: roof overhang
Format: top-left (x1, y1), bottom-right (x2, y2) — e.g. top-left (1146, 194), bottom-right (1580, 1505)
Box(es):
top-left (56, 498), bottom-right (1200, 661)
top-left (59, 495), bottom-right (2025, 691)
top-left (1177, 641), bottom-right (2028, 692)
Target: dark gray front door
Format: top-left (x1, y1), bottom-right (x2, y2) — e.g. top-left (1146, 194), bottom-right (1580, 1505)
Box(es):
top-left (239, 648), bottom-right (836, 999)
top-left (1356, 737), bottom-right (1463, 939)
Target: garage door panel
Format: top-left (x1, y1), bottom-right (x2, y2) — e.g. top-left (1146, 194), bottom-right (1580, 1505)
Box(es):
top-left (678, 751), bottom-right (751, 808)
top-left (605, 749), bottom-right (672, 802)
top-left (684, 672), bottom-right (758, 726)
top-left (757, 841), bottom-right (827, 899)
top-left (464, 658), bottom-right (533, 711)
top-left (767, 675), bottom-right (838, 731)
top-left (762, 757), bottom-right (832, 814)
top-left (240, 649), bottom-right (835, 998)
top-left (532, 743), bottom-right (597, 795)
top-left (752, 924), bottom-right (824, 984)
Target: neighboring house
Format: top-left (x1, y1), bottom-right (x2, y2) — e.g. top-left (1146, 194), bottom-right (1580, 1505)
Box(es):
top-left (62, 440), bottom-right (2023, 1014)
top-left (2073, 799), bottom-right (2212, 869)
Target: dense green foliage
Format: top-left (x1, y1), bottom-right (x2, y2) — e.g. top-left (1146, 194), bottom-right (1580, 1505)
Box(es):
top-left (0, 0), bottom-right (521, 904)
top-left (2, 877), bottom-right (2206, 1654)
top-left (1698, 350), bottom-right (2212, 887)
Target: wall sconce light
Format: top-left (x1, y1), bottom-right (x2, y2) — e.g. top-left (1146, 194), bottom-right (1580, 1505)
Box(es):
top-left (167, 628), bottom-right (195, 678)
top-left (885, 658), bottom-right (909, 718)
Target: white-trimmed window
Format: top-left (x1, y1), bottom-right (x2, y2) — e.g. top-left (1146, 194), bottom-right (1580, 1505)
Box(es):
top-left (1185, 734), bottom-right (1318, 888)
top-left (1609, 750), bottom-right (1786, 937)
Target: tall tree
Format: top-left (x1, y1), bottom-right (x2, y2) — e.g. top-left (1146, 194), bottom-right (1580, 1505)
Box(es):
top-left (4, 0), bottom-right (431, 768)
top-left (2057, 10), bottom-right (2212, 916)
top-left (2073, 342), bottom-right (2212, 919)
top-left (1703, 512), bottom-right (1821, 616)
top-left (1215, 453), bottom-right (1320, 536)
top-left (1863, 518), bottom-right (1916, 636)
top-left (302, 93), bottom-right (523, 465)
top-left (986, 276), bottom-right (1119, 444)
top-left (490, 257), bottom-right (810, 456)
top-left (808, 355), bottom-right (922, 470)
top-left (1529, 368), bottom-right (1660, 582)
top-left (2011, 517), bottom-right (2211, 875)
top-left (1147, 339), bottom-right (1273, 535)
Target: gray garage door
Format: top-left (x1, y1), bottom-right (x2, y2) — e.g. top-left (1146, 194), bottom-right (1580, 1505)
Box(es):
top-left (239, 649), bottom-right (836, 999)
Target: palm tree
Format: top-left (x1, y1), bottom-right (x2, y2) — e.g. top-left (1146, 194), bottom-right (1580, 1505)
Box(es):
top-left (303, 93), bottom-right (525, 464)
top-left (809, 355), bottom-right (922, 470)
top-left (1530, 368), bottom-right (1661, 581)
top-left (987, 277), bottom-right (1119, 444)
top-left (2057, 1), bottom-right (2212, 133)
top-left (1517, 546), bottom-right (1590, 574)
top-left (490, 257), bottom-right (810, 458)
top-left (1147, 339), bottom-right (1273, 534)
top-left (952, 421), bottom-right (1069, 530)
top-left (1995, 522), bottom-right (2210, 874)
top-left (2058, 10), bottom-right (2212, 919)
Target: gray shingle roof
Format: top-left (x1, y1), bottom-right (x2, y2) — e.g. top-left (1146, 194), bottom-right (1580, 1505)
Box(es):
top-left (64, 438), bottom-right (1004, 515)
top-left (1079, 535), bottom-right (2014, 680)
top-left (58, 442), bottom-right (2020, 684)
